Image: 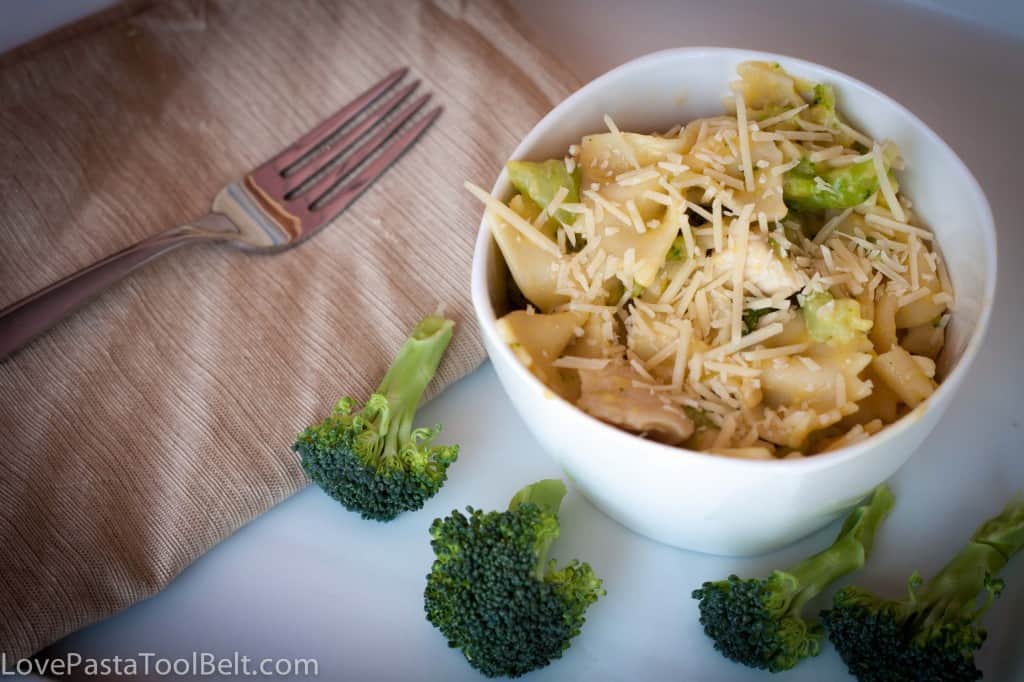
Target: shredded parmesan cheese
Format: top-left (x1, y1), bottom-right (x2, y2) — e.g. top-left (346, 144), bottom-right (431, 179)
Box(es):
top-left (757, 104), bottom-right (809, 128)
top-left (730, 204), bottom-right (754, 342)
top-left (741, 343), bottom-right (809, 361)
top-left (542, 186), bottom-right (570, 225)
top-left (617, 167), bottom-right (661, 186)
top-left (838, 121), bottom-right (873, 148)
top-left (898, 287), bottom-right (931, 307)
top-left (863, 212), bottom-right (933, 241)
top-left (770, 158), bottom-right (802, 177)
top-left (809, 146), bottom-right (844, 163)
top-left (466, 182), bottom-right (561, 256)
top-left (872, 144), bottom-right (906, 222)
top-left (705, 168), bottom-right (746, 192)
top-left (752, 130), bottom-right (833, 142)
top-left (603, 114), bottom-right (640, 170)
top-left (584, 190), bottom-right (631, 225)
top-left (733, 88), bottom-right (755, 192)
top-left (642, 190), bottom-right (673, 206)
top-left (625, 199), bottom-right (646, 234)
top-left (814, 208), bottom-right (853, 245)
top-left (705, 360), bottom-right (761, 378)
top-left (712, 195), bottom-right (724, 252)
top-left (705, 322), bottom-right (784, 360)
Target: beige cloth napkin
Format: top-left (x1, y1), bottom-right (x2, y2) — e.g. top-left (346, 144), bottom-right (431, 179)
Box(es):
top-left (0, 0), bottom-right (578, 658)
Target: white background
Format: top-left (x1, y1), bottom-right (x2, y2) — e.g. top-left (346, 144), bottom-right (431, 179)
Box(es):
top-left (5, 1), bottom-right (1024, 680)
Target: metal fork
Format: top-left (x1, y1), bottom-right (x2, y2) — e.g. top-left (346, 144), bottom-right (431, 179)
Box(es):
top-left (0, 68), bottom-right (441, 360)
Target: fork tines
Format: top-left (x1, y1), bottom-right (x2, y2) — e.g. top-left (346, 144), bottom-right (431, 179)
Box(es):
top-left (248, 68), bottom-right (442, 229)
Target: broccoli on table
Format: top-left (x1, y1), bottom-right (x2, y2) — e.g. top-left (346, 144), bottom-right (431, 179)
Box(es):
top-left (294, 313), bottom-right (458, 521)
top-left (424, 479), bottom-right (605, 678)
top-left (823, 495), bottom-right (1024, 682)
top-left (692, 485), bottom-right (894, 672)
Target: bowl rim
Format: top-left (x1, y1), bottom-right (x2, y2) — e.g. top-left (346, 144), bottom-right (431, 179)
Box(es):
top-left (470, 46), bottom-right (998, 472)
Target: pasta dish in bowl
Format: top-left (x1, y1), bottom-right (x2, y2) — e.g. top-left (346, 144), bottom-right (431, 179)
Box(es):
top-left (469, 49), bottom-right (995, 553)
top-left (468, 62), bottom-right (952, 459)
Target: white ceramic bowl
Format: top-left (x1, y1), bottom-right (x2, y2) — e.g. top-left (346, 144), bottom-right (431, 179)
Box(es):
top-left (470, 48), bottom-right (997, 556)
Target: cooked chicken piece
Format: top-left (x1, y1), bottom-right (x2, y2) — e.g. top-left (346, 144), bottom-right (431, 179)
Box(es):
top-left (715, 235), bottom-right (802, 297)
top-left (576, 362), bottom-right (694, 444)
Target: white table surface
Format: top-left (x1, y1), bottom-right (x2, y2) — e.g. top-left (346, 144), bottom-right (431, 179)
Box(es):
top-left (22, 1), bottom-right (1024, 680)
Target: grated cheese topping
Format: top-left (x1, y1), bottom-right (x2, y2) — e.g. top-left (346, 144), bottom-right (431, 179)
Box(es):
top-left (733, 87), bottom-right (756, 192)
top-left (604, 114), bottom-right (641, 170)
top-left (466, 182), bottom-right (561, 256)
top-left (872, 144), bottom-right (906, 222)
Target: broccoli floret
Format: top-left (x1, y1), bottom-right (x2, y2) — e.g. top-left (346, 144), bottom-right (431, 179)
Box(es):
top-left (294, 314), bottom-right (458, 521)
top-left (806, 84), bottom-right (839, 129)
top-left (666, 235), bottom-right (688, 262)
top-left (823, 495), bottom-right (1024, 682)
top-left (506, 159), bottom-right (581, 225)
top-left (813, 83), bottom-right (835, 107)
top-left (805, 82), bottom-right (868, 150)
top-left (783, 157), bottom-right (880, 211)
top-left (742, 307), bottom-right (777, 335)
top-left (683, 405), bottom-right (716, 430)
top-left (692, 485), bottom-right (894, 672)
top-left (424, 479), bottom-right (605, 678)
top-left (801, 291), bottom-right (872, 344)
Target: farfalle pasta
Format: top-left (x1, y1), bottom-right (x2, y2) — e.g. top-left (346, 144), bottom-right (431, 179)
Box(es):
top-left (468, 62), bottom-right (952, 459)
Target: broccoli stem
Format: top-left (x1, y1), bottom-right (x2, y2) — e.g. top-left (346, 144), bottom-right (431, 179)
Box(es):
top-left (971, 494), bottom-right (1024, 558)
top-left (510, 478), bottom-right (567, 515)
top-left (912, 542), bottom-right (1007, 633)
top-left (912, 495), bottom-right (1024, 633)
top-left (786, 485), bottom-right (895, 613)
top-left (509, 479), bottom-right (568, 581)
top-left (374, 314), bottom-right (454, 460)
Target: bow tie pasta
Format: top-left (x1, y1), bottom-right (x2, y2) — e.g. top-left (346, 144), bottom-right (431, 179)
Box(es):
top-left (468, 62), bottom-right (952, 459)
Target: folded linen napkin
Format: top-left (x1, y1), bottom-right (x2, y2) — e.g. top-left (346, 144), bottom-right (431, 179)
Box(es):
top-left (0, 0), bottom-right (577, 657)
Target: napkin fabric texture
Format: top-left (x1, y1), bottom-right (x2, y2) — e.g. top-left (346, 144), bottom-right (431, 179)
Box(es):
top-left (0, 0), bottom-right (577, 658)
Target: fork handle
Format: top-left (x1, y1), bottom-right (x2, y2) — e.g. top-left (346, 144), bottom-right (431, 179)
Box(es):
top-left (0, 225), bottom-right (223, 361)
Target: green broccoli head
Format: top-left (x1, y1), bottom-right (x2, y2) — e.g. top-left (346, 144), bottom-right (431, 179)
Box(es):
top-left (783, 157), bottom-right (880, 211)
top-left (823, 495), bottom-right (1024, 682)
top-left (804, 82), bottom-right (866, 149)
top-left (801, 291), bottom-right (872, 344)
top-left (742, 306), bottom-right (776, 335)
top-left (823, 580), bottom-right (990, 682)
top-left (666, 235), bottom-right (688, 262)
top-left (294, 314), bottom-right (458, 521)
top-left (424, 479), bottom-right (605, 678)
top-left (692, 571), bottom-right (823, 672)
top-left (692, 485), bottom-right (894, 672)
top-left (506, 159), bottom-right (581, 225)
top-left (806, 84), bottom-right (839, 129)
